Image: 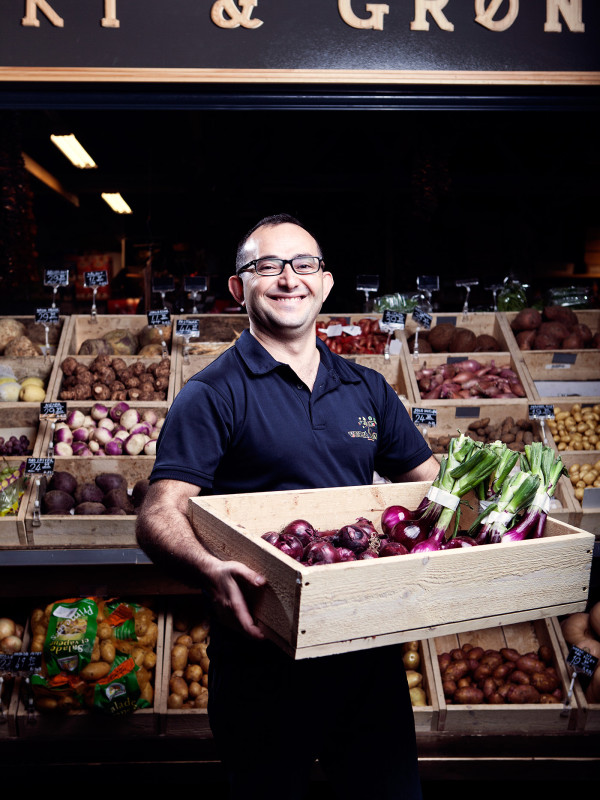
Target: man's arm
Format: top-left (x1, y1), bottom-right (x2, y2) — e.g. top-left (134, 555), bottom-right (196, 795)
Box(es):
top-left (389, 454), bottom-right (440, 483)
top-left (136, 479), bottom-right (266, 639)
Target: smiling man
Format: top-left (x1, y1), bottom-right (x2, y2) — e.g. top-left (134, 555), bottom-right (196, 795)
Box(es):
top-left (136, 213), bottom-right (438, 800)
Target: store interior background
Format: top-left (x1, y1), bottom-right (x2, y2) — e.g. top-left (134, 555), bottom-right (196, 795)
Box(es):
top-left (2, 107), bottom-right (599, 314)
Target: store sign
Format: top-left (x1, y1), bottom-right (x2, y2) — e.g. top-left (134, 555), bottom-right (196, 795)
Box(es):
top-left (0, 0), bottom-right (598, 84)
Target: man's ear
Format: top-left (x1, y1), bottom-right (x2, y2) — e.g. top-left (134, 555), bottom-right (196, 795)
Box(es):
top-left (228, 274), bottom-right (245, 306)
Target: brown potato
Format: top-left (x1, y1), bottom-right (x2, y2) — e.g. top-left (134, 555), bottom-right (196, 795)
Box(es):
top-left (80, 661), bottom-right (111, 681)
top-left (185, 664), bottom-right (203, 683)
top-left (171, 644), bottom-right (188, 672)
top-left (167, 693), bottom-right (184, 709)
top-left (170, 676), bottom-right (189, 699)
top-left (507, 685), bottom-right (541, 704)
top-left (454, 687), bottom-right (484, 705)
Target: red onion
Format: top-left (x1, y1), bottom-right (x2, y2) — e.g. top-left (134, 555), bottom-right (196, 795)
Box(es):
top-left (261, 531), bottom-right (279, 545)
top-left (336, 547), bottom-right (357, 562)
top-left (441, 536), bottom-right (478, 549)
top-left (282, 519), bottom-right (315, 547)
top-left (381, 505), bottom-right (413, 536)
top-left (304, 540), bottom-right (340, 566)
top-left (358, 549), bottom-right (379, 560)
top-left (389, 520), bottom-right (428, 551)
top-left (379, 541), bottom-right (409, 558)
top-left (335, 524), bottom-right (369, 553)
top-left (274, 533), bottom-right (304, 561)
top-left (354, 516), bottom-right (378, 537)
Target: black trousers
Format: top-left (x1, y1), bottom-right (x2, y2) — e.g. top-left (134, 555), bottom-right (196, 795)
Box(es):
top-left (207, 634), bottom-right (422, 800)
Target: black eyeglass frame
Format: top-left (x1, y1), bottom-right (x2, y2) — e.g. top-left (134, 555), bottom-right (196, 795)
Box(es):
top-left (236, 256), bottom-right (325, 277)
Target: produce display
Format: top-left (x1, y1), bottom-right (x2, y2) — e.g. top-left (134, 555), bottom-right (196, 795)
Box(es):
top-left (262, 436), bottom-right (565, 559)
top-left (0, 461), bottom-right (27, 516)
top-left (316, 317), bottom-right (388, 355)
top-left (510, 307), bottom-right (599, 350)
top-left (407, 323), bottom-right (502, 354)
top-left (167, 608), bottom-right (211, 710)
top-left (0, 317), bottom-right (61, 356)
top-left (58, 355), bottom-right (170, 401)
top-left (29, 597), bottom-right (158, 715)
top-left (560, 603), bottom-right (600, 704)
top-left (41, 470), bottom-right (149, 516)
top-left (76, 324), bottom-right (173, 357)
top-left (548, 404), bottom-right (600, 452)
top-left (0, 615), bottom-right (24, 656)
top-left (567, 460), bottom-right (600, 502)
top-left (427, 416), bottom-right (543, 454)
top-left (437, 641), bottom-right (563, 705)
top-left (0, 369), bottom-right (47, 403)
top-left (415, 359), bottom-right (526, 400)
top-left (403, 641), bottom-right (429, 707)
top-left (0, 435), bottom-right (31, 455)
top-left (53, 403), bottom-right (165, 457)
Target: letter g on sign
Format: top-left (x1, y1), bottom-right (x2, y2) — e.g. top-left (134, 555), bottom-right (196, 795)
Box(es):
top-left (338, 0), bottom-right (390, 31)
top-left (211, 0), bottom-right (263, 30)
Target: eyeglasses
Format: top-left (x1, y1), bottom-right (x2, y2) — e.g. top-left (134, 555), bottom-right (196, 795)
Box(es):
top-left (236, 256), bottom-right (324, 277)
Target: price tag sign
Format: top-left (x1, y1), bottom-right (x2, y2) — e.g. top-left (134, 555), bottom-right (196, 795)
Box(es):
top-left (567, 644), bottom-right (599, 678)
top-left (35, 307), bottom-right (60, 325)
top-left (44, 269), bottom-right (69, 287)
top-left (25, 457), bottom-right (55, 476)
top-left (1, 651), bottom-right (43, 676)
top-left (184, 276), bottom-right (207, 292)
top-left (356, 274), bottom-right (379, 292)
top-left (176, 319), bottom-right (200, 337)
top-left (40, 401), bottom-right (67, 420)
top-left (152, 277), bottom-right (175, 293)
top-left (84, 270), bottom-right (108, 288)
top-left (529, 404), bottom-right (555, 420)
top-left (381, 310), bottom-right (406, 330)
top-left (412, 308), bottom-right (432, 329)
top-left (147, 309), bottom-right (171, 328)
top-left (582, 488), bottom-right (600, 509)
top-left (417, 275), bottom-right (439, 292)
top-left (412, 407), bottom-right (437, 427)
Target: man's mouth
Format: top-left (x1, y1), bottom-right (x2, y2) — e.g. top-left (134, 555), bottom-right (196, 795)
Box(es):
top-left (269, 295), bottom-right (305, 302)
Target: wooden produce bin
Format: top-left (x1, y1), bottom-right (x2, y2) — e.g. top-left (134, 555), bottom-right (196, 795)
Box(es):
top-left (551, 617), bottom-right (600, 732)
top-left (0, 457), bottom-right (31, 546)
top-left (561, 452), bottom-right (600, 538)
top-left (160, 604), bottom-right (212, 737)
top-left (411, 401), bottom-right (580, 528)
top-left (23, 456), bottom-right (153, 546)
top-left (429, 618), bottom-right (577, 732)
top-left (0, 405), bottom-right (44, 459)
top-left (173, 313), bottom-right (250, 344)
top-left (16, 607), bottom-right (165, 738)
top-left (516, 350), bottom-right (600, 406)
top-left (61, 314), bottom-right (174, 357)
top-left (404, 352), bottom-right (533, 408)
top-left (501, 309), bottom-right (600, 356)
top-left (0, 314), bottom-right (67, 357)
top-left (189, 482), bottom-right (594, 661)
top-left (409, 639), bottom-right (439, 732)
top-left (402, 311), bottom-right (512, 353)
top-left (0, 356), bottom-right (63, 404)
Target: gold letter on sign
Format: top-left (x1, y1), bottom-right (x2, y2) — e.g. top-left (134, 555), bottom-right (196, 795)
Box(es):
top-left (544, 0), bottom-right (584, 32)
top-left (411, 0), bottom-right (454, 32)
top-left (102, 0), bottom-right (120, 28)
top-left (338, 0), bottom-right (390, 31)
top-left (211, 0), bottom-right (263, 29)
top-left (21, 0), bottom-right (64, 27)
top-left (475, 0), bottom-right (519, 32)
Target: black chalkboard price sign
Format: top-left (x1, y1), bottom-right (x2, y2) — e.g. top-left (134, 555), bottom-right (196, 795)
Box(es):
top-left (147, 309), bottom-right (171, 328)
top-left (84, 270), bottom-right (108, 288)
top-left (35, 307), bottom-right (60, 325)
top-left (528, 404), bottom-right (555, 420)
top-left (25, 457), bottom-right (55, 476)
top-left (412, 407), bottom-right (437, 427)
top-left (176, 319), bottom-right (200, 336)
top-left (40, 401), bottom-right (67, 420)
top-left (567, 644), bottom-right (599, 678)
top-left (184, 276), bottom-right (207, 293)
top-left (412, 308), bottom-right (432, 329)
top-left (152, 277), bottom-right (175, 293)
top-left (44, 269), bottom-right (69, 287)
top-left (0, 651), bottom-right (42, 676)
top-left (381, 310), bottom-right (406, 330)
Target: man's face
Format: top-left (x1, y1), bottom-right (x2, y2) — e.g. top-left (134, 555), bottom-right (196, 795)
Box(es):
top-left (229, 223), bottom-right (333, 339)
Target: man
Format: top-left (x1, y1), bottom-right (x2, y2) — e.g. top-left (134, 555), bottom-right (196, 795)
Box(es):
top-left (136, 214), bottom-right (439, 799)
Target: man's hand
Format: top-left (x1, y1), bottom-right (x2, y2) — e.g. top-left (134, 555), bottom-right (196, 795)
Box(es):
top-left (204, 559), bottom-right (267, 640)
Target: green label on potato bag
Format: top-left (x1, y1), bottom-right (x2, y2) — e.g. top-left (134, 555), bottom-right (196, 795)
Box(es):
top-left (104, 600), bottom-right (139, 641)
top-left (92, 655), bottom-right (148, 715)
top-left (44, 598), bottom-right (98, 677)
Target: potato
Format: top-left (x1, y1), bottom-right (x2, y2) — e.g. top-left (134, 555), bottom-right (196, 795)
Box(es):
top-left (171, 644), bottom-right (188, 672)
top-left (167, 693), bottom-right (184, 709)
top-left (409, 686), bottom-right (427, 706)
top-left (100, 639), bottom-right (116, 664)
top-left (190, 622), bottom-right (210, 643)
top-left (184, 664), bottom-right (203, 683)
top-left (80, 661), bottom-right (111, 681)
top-left (454, 687), bottom-right (484, 705)
top-left (405, 670), bottom-right (422, 689)
top-left (170, 676), bottom-right (189, 699)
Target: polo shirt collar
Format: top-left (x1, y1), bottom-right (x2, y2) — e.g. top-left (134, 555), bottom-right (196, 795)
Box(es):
top-left (235, 328), bottom-right (361, 385)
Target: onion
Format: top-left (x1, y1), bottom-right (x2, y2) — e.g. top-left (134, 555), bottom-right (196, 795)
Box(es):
top-left (261, 531), bottom-right (279, 545)
top-left (358, 549), bottom-right (379, 560)
top-left (336, 547), bottom-right (357, 562)
top-left (335, 524), bottom-right (369, 553)
top-left (282, 519), bottom-right (315, 547)
top-left (381, 505), bottom-right (413, 536)
top-left (441, 536), bottom-right (478, 549)
top-left (0, 634), bottom-right (23, 654)
top-left (274, 533), bottom-right (304, 561)
top-left (389, 520), bottom-right (428, 551)
top-left (303, 540), bottom-right (340, 566)
top-left (0, 618), bottom-right (16, 640)
top-left (379, 541), bottom-right (409, 558)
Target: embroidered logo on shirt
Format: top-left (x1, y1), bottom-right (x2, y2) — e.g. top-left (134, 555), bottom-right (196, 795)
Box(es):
top-left (348, 415), bottom-right (378, 442)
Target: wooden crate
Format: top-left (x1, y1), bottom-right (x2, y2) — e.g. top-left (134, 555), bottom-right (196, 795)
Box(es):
top-left (0, 457), bottom-right (31, 546)
top-left (561, 453), bottom-right (600, 538)
top-left (0, 315), bottom-right (67, 357)
top-left (62, 314), bottom-right (174, 356)
top-left (0, 405), bottom-right (44, 458)
top-left (23, 456), bottom-right (153, 546)
top-left (159, 604), bottom-right (212, 737)
top-left (16, 606), bottom-right (164, 738)
top-left (409, 401), bottom-right (581, 528)
top-left (404, 352), bottom-right (533, 407)
top-left (0, 356), bottom-right (63, 404)
top-left (429, 618), bottom-right (577, 732)
top-left (517, 350), bottom-right (600, 406)
top-left (409, 639), bottom-right (439, 732)
top-left (551, 616), bottom-right (600, 732)
top-left (173, 313), bottom-right (250, 344)
top-left (402, 312), bottom-right (512, 353)
top-left (189, 482), bottom-right (594, 660)
top-left (51, 354), bottom-right (176, 405)
top-left (35, 402), bottom-right (168, 460)
top-left (501, 309), bottom-right (600, 355)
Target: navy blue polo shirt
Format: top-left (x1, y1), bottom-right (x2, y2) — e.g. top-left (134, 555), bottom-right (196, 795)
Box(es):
top-left (150, 330), bottom-right (431, 494)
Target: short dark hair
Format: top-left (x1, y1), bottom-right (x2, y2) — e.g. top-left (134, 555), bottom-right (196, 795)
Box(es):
top-left (235, 213), bottom-right (323, 272)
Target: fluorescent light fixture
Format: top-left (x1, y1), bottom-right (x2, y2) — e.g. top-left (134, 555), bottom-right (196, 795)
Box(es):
top-left (50, 134), bottom-right (97, 169)
top-left (101, 192), bottom-right (133, 214)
